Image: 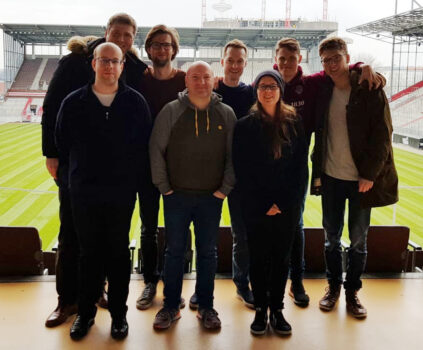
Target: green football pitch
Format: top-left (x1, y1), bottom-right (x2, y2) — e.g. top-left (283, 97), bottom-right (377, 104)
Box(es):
top-left (1, 122), bottom-right (422, 250)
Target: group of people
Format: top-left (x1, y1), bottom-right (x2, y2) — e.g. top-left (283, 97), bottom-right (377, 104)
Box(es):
top-left (41, 12), bottom-right (398, 340)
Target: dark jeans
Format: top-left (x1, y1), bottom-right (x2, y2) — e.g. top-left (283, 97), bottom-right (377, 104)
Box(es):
top-left (163, 192), bottom-right (223, 310)
top-left (228, 188), bottom-right (250, 292)
top-left (321, 173), bottom-right (371, 291)
top-left (55, 186), bottom-right (79, 306)
top-left (290, 171), bottom-right (308, 283)
top-left (71, 194), bottom-right (136, 319)
top-left (138, 182), bottom-right (161, 284)
top-left (246, 207), bottom-right (300, 310)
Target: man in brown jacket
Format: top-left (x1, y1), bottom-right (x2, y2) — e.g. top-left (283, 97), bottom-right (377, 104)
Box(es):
top-left (311, 37), bottom-right (398, 318)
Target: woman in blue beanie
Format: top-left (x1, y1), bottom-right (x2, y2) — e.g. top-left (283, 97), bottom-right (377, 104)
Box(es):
top-left (232, 70), bottom-right (307, 336)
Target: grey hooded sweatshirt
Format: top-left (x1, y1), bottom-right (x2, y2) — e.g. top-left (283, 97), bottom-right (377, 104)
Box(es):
top-left (149, 89), bottom-right (237, 196)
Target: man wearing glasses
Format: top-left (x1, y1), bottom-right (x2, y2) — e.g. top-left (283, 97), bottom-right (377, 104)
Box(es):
top-left (42, 13), bottom-right (148, 328)
top-left (136, 25), bottom-right (186, 310)
top-left (56, 42), bottom-right (152, 340)
top-left (311, 37), bottom-right (398, 318)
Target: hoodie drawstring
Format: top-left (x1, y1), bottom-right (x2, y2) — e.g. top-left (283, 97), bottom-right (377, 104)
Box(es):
top-left (195, 108), bottom-right (210, 138)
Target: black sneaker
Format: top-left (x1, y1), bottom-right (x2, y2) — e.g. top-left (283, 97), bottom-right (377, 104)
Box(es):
top-left (250, 308), bottom-right (268, 336)
top-left (136, 282), bottom-right (157, 310)
top-left (153, 307), bottom-right (181, 330)
top-left (111, 317), bottom-right (128, 340)
top-left (197, 308), bottom-right (221, 329)
top-left (189, 293), bottom-right (199, 310)
top-left (236, 288), bottom-right (255, 309)
top-left (289, 281), bottom-right (310, 307)
top-left (269, 309), bottom-right (291, 335)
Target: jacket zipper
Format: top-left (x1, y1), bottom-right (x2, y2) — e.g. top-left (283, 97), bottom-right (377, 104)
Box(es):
top-left (106, 111), bottom-right (109, 120)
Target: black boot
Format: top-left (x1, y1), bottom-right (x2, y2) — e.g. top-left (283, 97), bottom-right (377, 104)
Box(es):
top-left (269, 309), bottom-right (291, 335)
top-left (111, 317), bottom-right (129, 339)
top-left (250, 307), bottom-right (268, 335)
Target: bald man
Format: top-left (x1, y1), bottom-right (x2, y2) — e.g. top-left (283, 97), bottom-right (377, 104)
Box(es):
top-left (149, 61), bottom-right (237, 330)
top-left (55, 42), bottom-right (152, 340)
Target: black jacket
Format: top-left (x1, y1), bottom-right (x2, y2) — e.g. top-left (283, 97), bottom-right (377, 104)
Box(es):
top-left (232, 112), bottom-right (307, 217)
top-left (42, 37), bottom-right (148, 158)
top-left (55, 82), bottom-right (152, 200)
top-left (311, 71), bottom-right (398, 208)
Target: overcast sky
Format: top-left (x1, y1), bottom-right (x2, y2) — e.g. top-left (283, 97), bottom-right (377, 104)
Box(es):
top-left (0, 0), bottom-right (419, 67)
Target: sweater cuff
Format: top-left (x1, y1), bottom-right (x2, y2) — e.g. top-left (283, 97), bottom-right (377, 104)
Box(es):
top-left (158, 183), bottom-right (172, 195)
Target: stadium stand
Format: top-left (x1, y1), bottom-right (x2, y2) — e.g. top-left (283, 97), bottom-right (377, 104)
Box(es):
top-left (390, 80), bottom-right (423, 148)
top-left (39, 58), bottom-right (60, 89)
top-left (10, 58), bottom-right (43, 90)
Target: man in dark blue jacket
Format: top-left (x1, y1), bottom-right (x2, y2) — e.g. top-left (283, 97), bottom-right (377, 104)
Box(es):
top-left (56, 42), bottom-right (151, 340)
top-left (42, 13), bottom-right (150, 328)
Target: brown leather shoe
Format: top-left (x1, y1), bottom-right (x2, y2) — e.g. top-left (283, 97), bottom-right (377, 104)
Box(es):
top-left (97, 289), bottom-right (108, 309)
top-left (346, 290), bottom-right (367, 318)
top-left (45, 303), bottom-right (78, 328)
top-left (319, 284), bottom-right (341, 311)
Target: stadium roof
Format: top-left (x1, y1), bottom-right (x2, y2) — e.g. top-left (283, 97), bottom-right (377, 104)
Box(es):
top-left (347, 7), bottom-right (423, 43)
top-left (0, 23), bottom-right (335, 50)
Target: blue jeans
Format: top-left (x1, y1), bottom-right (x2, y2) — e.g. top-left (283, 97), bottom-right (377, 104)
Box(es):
top-left (163, 192), bottom-right (223, 310)
top-left (321, 174), bottom-right (371, 291)
top-left (228, 188), bottom-right (250, 292)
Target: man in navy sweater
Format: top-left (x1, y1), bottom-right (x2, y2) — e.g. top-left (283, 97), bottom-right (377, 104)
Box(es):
top-left (56, 42), bottom-right (151, 340)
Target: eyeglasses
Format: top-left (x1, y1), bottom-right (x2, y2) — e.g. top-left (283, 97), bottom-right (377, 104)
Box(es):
top-left (150, 42), bottom-right (173, 50)
top-left (95, 57), bottom-right (125, 66)
top-left (321, 54), bottom-right (344, 66)
top-left (257, 84), bottom-right (279, 91)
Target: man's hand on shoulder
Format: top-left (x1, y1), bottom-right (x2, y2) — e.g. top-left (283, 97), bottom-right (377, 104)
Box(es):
top-left (46, 158), bottom-right (59, 180)
top-left (359, 65), bottom-right (386, 90)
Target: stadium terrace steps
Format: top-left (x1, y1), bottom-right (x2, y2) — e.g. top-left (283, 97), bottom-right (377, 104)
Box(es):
top-left (11, 59), bottom-right (42, 90)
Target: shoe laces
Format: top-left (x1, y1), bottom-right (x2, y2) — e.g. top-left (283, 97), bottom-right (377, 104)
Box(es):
top-left (142, 283), bottom-right (155, 297)
top-left (201, 308), bottom-right (219, 319)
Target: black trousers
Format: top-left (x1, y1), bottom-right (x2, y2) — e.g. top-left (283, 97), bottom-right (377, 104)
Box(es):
top-left (71, 194), bottom-right (136, 319)
top-left (55, 186), bottom-right (79, 305)
top-left (138, 182), bottom-right (161, 284)
top-left (246, 206), bottom-right (300, 310)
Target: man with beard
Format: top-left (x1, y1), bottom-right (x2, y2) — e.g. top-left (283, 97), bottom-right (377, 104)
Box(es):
top-left (136, 25), bottom-right (186, 310)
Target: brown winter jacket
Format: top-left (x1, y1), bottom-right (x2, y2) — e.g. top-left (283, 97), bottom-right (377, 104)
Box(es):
top-left (311, 70), bottom-right (399, 208)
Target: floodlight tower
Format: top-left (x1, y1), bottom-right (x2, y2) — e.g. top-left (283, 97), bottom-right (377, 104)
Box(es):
top-left (285, 0), bottom-right (291, 28)
top-left (202, 0), bottom-right (207, 26)
top-left (261, 0), bottom-right (266, 26)
top-left (323, 0), bottom-right (328, 21)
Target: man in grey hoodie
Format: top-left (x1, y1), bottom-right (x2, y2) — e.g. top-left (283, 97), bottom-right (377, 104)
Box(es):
top-left (149, 61), bottom-right (237, 330)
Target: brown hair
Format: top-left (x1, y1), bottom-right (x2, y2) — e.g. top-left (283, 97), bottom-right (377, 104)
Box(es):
top-left (145, 24), bottom-right (180, 60)
top-left (107, 13), bottom-right (137, 35)
top-left (252, 95), bottom-right (297, 159)
top-left (319, 36), bottom-right (348, 56)
top-left (223, 39), bottom-right (248, 56)
top-left (275, 38), bottom-right (300, 55)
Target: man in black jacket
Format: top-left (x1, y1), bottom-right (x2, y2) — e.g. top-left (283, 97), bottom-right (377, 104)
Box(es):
top-left (42, 13), bottom-right (148, 328)
top-left (56, 42), bottom-right (151, 340)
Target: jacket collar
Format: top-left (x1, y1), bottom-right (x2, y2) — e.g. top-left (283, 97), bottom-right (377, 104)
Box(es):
top-left (78, 81), bottom-right (128, 101)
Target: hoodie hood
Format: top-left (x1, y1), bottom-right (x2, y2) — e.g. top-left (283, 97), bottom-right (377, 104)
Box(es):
top-left (177, 89), bottom-right (222, 110)
top-left (66, 35), bottom-right (140, 58)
